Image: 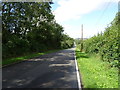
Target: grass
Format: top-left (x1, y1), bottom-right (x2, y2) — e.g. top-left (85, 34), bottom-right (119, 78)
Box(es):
top-left (2, 49), bottom-right (61, 67)
top-left (76, 48), bottom-right (118, 88)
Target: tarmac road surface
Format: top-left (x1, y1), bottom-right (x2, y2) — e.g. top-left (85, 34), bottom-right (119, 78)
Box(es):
top-left (2, 48), bottom-right (81, 89)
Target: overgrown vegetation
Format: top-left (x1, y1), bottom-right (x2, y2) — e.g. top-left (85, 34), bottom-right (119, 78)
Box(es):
top-left (76, 48), bottom-right (118, 88)
top-left (75, 12), bottom-right (119, 88)
top-left (2, 2), bottom-right (74, 60)
top-left (76, 13), bottom-right (119, 68)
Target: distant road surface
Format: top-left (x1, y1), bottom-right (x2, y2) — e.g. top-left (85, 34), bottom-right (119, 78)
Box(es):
top-left (3, 48), bottom-right (81, 89)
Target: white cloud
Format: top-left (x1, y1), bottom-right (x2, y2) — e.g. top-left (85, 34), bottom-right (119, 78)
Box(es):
top-left (53, 0), bottom-right (119, 23)
top-left (52, 0), bottom-right (119, 38)
top-left (54, 0), bottom-right (100, 23)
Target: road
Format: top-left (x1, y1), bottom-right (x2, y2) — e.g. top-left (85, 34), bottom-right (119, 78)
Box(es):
top-left (2, 48), bottom-right (81, 89)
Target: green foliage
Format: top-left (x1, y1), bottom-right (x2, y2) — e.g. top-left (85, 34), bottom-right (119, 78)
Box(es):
top-left (2, 2), bottom-right (74, 60)
top-left (82, 13), bottom-right (119, 68)
top-left (75, 39), bottom-right (81, 45)
top-left (60, 34), bottom-right (74, 49)
top-left (76, 48), bottom-right (118, 88)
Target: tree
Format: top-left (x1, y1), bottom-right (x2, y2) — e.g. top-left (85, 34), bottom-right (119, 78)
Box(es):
top-left (2, 2), bottom-right (74, 59)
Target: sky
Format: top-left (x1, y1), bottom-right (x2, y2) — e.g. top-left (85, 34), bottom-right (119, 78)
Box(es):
top-left (51, 0), bottom-right (119, 39)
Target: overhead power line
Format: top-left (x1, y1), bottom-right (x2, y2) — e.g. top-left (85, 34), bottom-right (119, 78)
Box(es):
top-left (95, 0), bottom-right (112, 26)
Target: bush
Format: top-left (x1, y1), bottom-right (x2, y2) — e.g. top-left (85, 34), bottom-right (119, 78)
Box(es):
top-left (82, 13), bottom-right (119, 68)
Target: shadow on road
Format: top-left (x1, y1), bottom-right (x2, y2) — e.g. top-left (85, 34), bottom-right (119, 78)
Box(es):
top-left (2, 48), bottom-right (78, 88)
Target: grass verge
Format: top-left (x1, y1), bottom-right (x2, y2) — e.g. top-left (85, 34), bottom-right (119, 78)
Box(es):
top-left (76, 48), bottom-right (118, 88)
top-left (2, 49), bottom-right (61, 67)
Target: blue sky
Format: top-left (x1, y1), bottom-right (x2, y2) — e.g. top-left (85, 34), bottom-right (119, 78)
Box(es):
top-left (51, 0), bottom-right (119, 38)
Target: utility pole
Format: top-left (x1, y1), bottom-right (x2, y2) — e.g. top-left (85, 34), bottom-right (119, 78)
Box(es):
top-left (80, 24), bottom-right (83, 52)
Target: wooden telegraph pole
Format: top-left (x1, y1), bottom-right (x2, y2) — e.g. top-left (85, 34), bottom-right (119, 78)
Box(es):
top-left (80, 24), bottom-right (83, 52)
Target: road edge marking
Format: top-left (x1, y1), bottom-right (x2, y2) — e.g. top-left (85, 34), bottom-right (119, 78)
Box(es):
top-left (74, 48), bottom-right (82, 90)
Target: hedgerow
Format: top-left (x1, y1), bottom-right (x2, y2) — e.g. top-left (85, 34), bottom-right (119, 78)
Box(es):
top-left (83, 13), bottom-right (119, 68)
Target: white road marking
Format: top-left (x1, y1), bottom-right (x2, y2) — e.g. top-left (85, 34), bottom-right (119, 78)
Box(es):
top-left (74, 47), bottom-right (82, 90)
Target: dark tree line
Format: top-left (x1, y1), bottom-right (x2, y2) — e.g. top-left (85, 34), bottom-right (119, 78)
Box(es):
top-left (2, 2), bottom-right (74, 59)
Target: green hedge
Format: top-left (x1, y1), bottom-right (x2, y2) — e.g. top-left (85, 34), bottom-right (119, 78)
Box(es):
top-left (82, 13), bottom-right (119, 68)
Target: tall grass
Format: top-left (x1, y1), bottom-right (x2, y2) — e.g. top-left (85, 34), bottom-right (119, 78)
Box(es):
top-left (76, 48), bottom-right (118, 88)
